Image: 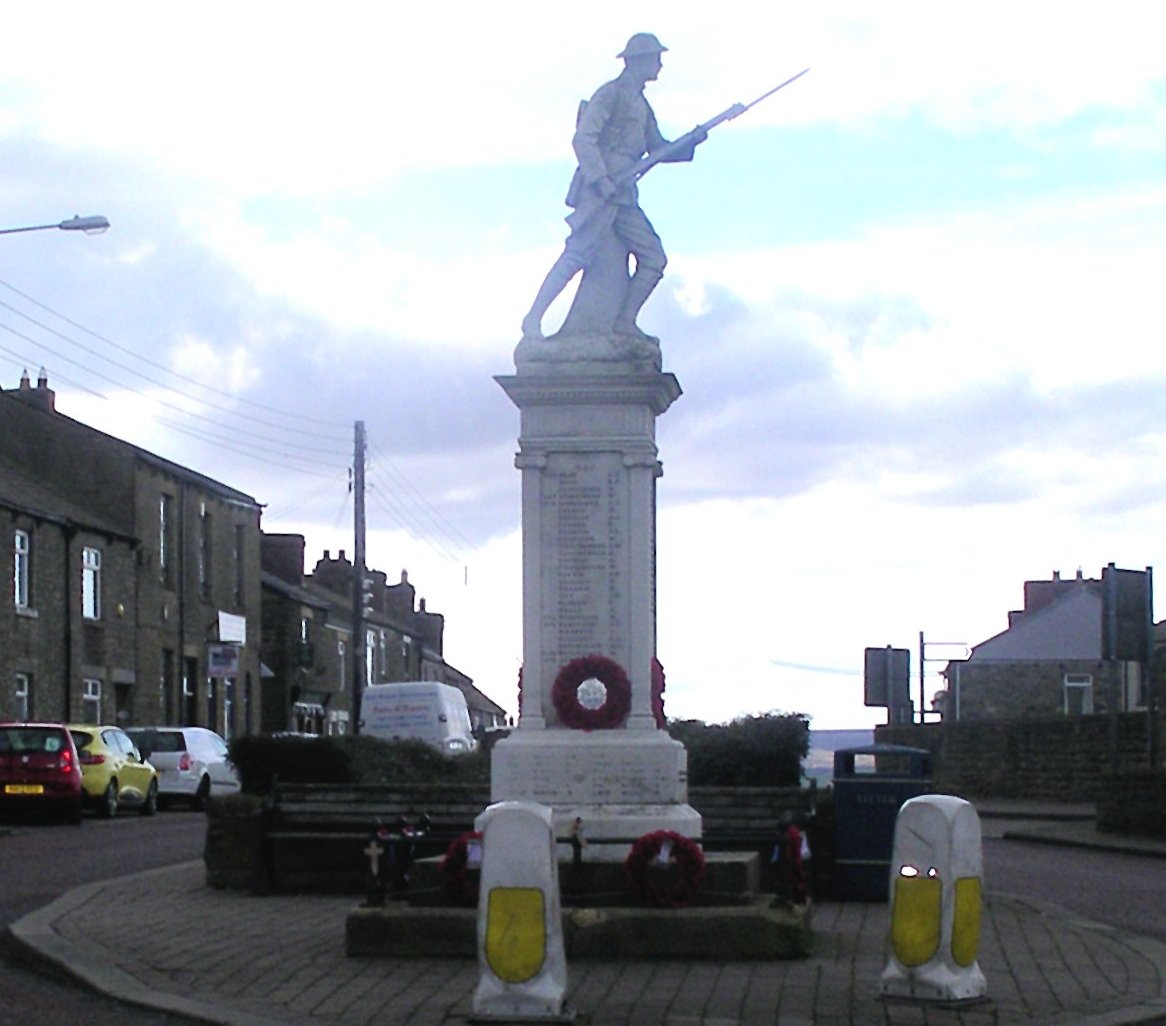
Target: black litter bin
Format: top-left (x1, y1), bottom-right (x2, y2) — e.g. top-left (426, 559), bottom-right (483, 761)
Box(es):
top-left (832, 743), bottom-right (932, 902)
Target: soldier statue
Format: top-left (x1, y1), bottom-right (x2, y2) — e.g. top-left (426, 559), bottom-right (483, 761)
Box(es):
top-left (520, 33), bottom-right (707, 342)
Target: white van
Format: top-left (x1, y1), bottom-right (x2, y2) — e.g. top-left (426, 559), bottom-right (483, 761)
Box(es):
top-left (359, 682), bottom-right (476, 755)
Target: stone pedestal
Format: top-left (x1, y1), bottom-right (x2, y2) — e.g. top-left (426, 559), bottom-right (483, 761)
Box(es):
top-left (492, 334), bottom-right (700, 843)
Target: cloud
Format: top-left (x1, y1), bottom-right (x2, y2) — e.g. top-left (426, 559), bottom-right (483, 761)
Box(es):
top-left (4, 5), bottom-right (1166, 732)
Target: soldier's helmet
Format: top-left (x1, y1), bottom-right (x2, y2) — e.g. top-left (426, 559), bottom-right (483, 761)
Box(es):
top-left (618, 32), bottom-right (668, 59)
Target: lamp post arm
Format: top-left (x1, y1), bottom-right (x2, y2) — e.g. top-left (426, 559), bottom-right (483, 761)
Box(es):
top-left (0, 223), bottom-right (57, 236)
top-left (0, 215), bottom-right (110, 236)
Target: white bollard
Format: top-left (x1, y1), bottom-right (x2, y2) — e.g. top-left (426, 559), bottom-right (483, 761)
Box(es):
top-left (880, 794), bottom-right (987, 1003)
top-left (472, 801), bottom-right (572, 1022)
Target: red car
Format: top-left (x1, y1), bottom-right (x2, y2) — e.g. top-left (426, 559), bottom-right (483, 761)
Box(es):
top-left (0, 722), bottom-right (84, 824)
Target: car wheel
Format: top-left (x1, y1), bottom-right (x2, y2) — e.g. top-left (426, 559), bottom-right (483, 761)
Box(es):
top-left (99, 780), bottom-right (118, 819)
top-left (191, 776), bottom-right (211, 812)
top-left (140, 779), bottom-right (158, 817)
top-left (68, 800), bottom-right (83, 826)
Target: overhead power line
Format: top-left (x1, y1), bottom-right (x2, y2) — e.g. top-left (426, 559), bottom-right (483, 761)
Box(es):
top-left (0, 279), bottom-right (483, 573)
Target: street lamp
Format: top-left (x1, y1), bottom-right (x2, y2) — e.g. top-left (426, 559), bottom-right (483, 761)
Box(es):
top-left (0, 215), bottom-right (110, 236)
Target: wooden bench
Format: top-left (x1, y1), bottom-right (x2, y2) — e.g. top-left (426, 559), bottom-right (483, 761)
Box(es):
top-left (691, 783), bottom-right (818, 852)
top-left (257, 780), bottom-right (490, 892)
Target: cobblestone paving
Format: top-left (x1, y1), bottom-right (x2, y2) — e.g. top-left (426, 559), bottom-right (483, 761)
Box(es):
top-left (20, 861), bottom-right (1166, 1026)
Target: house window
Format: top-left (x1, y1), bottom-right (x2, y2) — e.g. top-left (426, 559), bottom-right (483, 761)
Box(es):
top-left (365, 628), bottom-right (377, 686)
top-left (198, 507), bottom-right (212, 600)
top-left (233, 524), bottom-right (245, 607)
top-left (1064, 674), bottom-right (1094, 716)
top-left (298, 618), bottom-right (313, 666)
top-left (14, 672), bottom-right (31, 720)
top-left (207, 676), bottom-right (218, 733)
top-left (14, 529), bottom-right (30, 609)
top-left (83, 678), bottom-right (102, 722)
top-left (338, 639), bottom-right (347, 691)
top-left (223, 677), bottom-right (234, 741)
top-left (159, 495), bottom-right (172, 585)
top-left (182, 658), bottom-right (197, 726)
top-left (81, 546), bottom-right (102, 620)
top-left (160, 649), bottom-right (175, 723)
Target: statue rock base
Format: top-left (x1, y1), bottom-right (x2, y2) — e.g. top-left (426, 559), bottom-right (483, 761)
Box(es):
top-left (491, 729), bottom-right (701, 857)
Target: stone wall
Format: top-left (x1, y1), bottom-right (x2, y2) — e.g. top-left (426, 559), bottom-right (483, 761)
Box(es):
top-left (878, 712), bottom-right (1160, 801)
top-left (1096, 771), bottom-right (1166, 837)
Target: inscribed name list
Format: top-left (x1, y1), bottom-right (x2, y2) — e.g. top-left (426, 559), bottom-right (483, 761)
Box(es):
top-left (541, 455), bottom-right (628, 670)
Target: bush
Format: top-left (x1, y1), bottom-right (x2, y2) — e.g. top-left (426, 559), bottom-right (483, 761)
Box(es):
top-left (330, 735), bottom-right (490, 785)
top-left (229, 735), bottom-right (351, 793)
top-left (668, 711), bottom-right (809, 786)
top-left (203, 793), bottom-right (265, 890)
top-left (228, 733), bottom-right (491, 794)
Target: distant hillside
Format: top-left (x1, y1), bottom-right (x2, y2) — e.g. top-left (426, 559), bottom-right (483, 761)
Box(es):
top-left (810, 729), bottom-right (875, 752)
top-left (805, 728), bottom-right (875, 781)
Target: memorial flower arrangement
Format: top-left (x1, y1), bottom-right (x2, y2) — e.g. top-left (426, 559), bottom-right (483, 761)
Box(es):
top-left (439, 830), bottom-right (483, 905)
top-left (651, 656), bottom-right (666, 728)
top-left (625, 829), bottom-right (706, 908)
top-left (551, 654), bottom-right (631, 730)
top-left (517, 656), bottom-right (666, 729)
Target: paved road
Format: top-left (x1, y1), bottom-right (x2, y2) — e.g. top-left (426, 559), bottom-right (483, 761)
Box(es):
top-left (7, 810), bottom-right (1166, 1025)
top-left (0, 808), bottom-right (207, 1026)
top-left (985, 836), bottom-right (1166, 943)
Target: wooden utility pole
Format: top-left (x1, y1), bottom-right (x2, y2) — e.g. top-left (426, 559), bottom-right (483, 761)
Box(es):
top-left (351, 420), bottom-right (367, 735)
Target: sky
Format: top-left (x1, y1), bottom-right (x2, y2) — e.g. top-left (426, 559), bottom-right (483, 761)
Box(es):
top-left (2, 3), bottom-right (1165, 730)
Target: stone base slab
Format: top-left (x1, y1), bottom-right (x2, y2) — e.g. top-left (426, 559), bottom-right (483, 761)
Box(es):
top-left (491, 731), bottom-right (700, 845)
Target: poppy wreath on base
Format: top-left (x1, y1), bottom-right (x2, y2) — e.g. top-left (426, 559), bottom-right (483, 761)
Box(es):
top-left (651, 656), bottom-right (667, 728)
top-left (439, 830), bottom-right (483, 905)
top-left (522, 658), bottom-right (665, 729)
top-left (551, 654), bottom-right (632, 730)
top-left (625, 830), bottom-right (707, 909)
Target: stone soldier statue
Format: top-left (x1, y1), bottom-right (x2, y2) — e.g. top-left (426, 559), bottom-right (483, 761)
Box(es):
top-left (520, 33), bottom-right (707, 342)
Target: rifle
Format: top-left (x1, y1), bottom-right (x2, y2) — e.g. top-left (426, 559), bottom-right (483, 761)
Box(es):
top-left (617, 67), bottom-right (810, 186)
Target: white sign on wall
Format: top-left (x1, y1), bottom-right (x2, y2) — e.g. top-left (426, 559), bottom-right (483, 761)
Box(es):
top-left (218, 611), bottom-right (247, 645)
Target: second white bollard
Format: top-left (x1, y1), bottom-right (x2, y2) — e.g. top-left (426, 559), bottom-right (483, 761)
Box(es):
top-left (880, 794), bottom-right (987, 1003)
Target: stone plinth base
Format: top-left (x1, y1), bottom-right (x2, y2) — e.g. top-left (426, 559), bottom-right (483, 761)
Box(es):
top-left (491, 729), bottom-right (701, 847)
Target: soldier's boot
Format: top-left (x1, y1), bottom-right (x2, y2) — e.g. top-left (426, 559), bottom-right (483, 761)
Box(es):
top-left (612, 269), bottom-right (663, 340)
top-left (521, 258), bottom-right (579, 339)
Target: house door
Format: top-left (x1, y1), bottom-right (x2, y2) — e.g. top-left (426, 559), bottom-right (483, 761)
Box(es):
top-left (115, 683), bottom-right (132, 726)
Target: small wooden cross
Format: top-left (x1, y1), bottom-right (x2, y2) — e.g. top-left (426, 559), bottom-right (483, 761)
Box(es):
top-left (364, 838), bottom-right (385, 876)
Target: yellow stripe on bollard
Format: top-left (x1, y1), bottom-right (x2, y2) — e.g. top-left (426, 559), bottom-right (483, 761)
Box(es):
top-left (485, 887), bottom-right (547, 984)
top-left (891, 876), bottom-right (942, 967)
top-left (951, 876), bottom-right (982, 967)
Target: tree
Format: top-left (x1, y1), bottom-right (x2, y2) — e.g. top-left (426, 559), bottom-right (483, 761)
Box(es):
top-left (668, 711), bottom-right (810, 786)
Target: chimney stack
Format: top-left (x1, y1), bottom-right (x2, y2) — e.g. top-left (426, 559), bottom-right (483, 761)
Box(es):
top-left (11, 368), bottom-right (55, 413)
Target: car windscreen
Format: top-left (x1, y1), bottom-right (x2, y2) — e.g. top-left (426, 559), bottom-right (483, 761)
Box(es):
top-left (69, 730), bottom-right (95, 751)
top-left (0, 727), bottom-right (67, 753)
top-left (146, 732), bottom-right (188, 753)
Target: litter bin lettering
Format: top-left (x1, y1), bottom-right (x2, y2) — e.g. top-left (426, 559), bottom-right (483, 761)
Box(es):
top-left (832, 744), bottom-right (932, 902)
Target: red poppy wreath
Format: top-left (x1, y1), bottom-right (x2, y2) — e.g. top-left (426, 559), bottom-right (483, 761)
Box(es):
top-left (625, 830), bottom-right (707, 908)
top-left (551, 654), bottom-right (632, 730)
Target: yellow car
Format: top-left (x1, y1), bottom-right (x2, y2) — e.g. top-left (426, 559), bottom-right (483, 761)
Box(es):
top-left (67, 725), bottom-right (160, 818)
